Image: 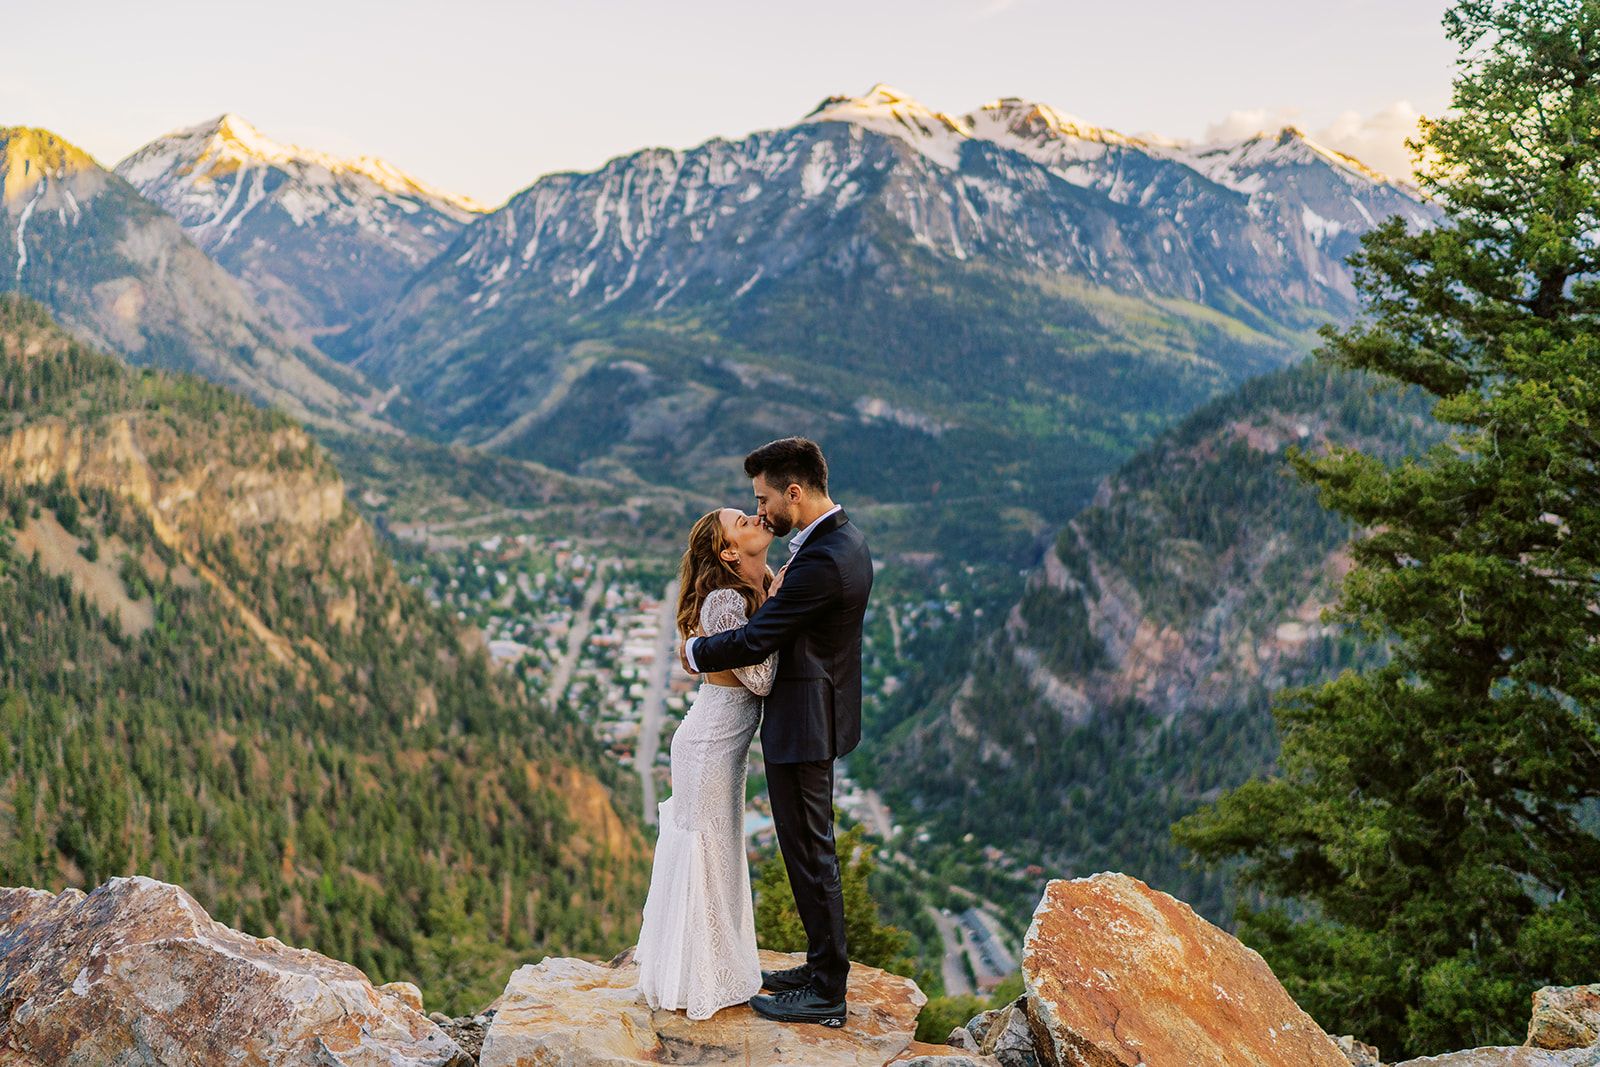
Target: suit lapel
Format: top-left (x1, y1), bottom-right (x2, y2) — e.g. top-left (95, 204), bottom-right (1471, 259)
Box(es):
top-left (791, 509), bottom-right (847, 560)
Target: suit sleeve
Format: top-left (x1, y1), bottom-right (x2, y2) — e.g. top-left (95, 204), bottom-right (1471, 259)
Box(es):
top-left (691, 553), bottom-right (836, 672)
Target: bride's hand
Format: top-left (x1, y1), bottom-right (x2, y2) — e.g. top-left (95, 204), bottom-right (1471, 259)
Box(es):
top-left (768, 563), bottom-right (789, 598)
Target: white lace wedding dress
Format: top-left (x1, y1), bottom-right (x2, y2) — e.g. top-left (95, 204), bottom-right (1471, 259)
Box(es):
top-left (634, 587), bottom-right (776, 1020)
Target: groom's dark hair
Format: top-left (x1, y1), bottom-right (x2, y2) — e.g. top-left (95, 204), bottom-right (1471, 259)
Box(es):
top-left (745, 437), bottom-right (828, 494)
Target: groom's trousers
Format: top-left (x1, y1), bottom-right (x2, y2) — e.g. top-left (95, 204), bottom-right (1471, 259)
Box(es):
top-left (766, 757), bottom-right (850, 1000)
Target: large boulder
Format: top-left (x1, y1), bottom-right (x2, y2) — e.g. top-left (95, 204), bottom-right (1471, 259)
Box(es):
top-left (0, 876), bottom-right (464, 1066)
top-left (1021, 872), bottom-right (1349, 1067)
top-left (1527, 985), bottom-right (1600, 1051)
top-left (479, 947), bottom-right (926, 1066)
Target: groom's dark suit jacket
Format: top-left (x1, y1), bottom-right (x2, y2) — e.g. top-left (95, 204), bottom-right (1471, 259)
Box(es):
top-left (692, 510), bottom-right (872, 764)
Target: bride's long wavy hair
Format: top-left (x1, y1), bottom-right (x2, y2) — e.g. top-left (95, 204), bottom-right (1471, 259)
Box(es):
top-left (676, 509), bottom-right (765, 642)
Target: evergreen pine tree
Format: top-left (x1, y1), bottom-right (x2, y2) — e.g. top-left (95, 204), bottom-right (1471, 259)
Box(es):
top-left (1175, 0), bottom-right (1600, 1056)
top-left (753, 823), bottom-right (914, 975)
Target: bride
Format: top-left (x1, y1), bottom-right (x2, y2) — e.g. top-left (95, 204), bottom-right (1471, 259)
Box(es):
top-left (634, 506), bottom-right (779, 1020)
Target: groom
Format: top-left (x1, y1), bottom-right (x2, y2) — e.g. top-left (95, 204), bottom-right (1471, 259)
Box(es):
top-left (682, 436), bottom-right (873, 1027)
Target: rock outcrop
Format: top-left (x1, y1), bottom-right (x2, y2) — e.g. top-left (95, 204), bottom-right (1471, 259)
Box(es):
top-left (1527, 986), bottom-right (1600, 1051)
top-left (0, 877), bottom-right (465, 1066)
top-left (954, 997), bottom-right (1039, 1066)
top-left (1384, 983), bottom-right (1600, 1067)
top-left (1019, 872), bottom-right (1349, 1067)
top-left (15, 870), bottom-right (1600, 1067)
top-left (478, 947), bottom-right (926, 1067)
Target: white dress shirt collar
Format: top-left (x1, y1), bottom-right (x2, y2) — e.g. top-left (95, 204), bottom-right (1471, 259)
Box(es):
top-left (787, 504), bottom-right (843, 555)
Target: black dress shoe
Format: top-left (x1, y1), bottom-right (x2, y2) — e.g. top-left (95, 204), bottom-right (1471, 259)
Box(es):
top-left (749, 984), bottom-right (847, 1027)
top-left (760, 963), bottom-right (814, 992)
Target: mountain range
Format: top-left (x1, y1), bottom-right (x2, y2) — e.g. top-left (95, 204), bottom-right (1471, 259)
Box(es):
top-left (9, 86), bottom-right (1435, 563)
top-left (333, 85), bottom-right (1437, 554)
top-left (116, 114), bottom-right (483, 342)
top-left (0, 126), bottom-right (392, 433)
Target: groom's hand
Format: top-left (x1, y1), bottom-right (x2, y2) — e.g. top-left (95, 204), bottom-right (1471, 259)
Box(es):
top-left (678, 639), bottom-right (693, 676)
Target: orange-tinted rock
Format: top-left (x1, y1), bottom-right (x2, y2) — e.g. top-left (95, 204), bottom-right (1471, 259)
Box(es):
top-left (480, 948), bottom-right (925, 1066)
top-left (1526, 985), bottom-right (1600, 1050)
top-left (1022, 873), bottom-right (1348, 1067)
top-left (379, 980), bottom-right (426, 1014)
top-left (0, 876), bottom-right (463, 1066)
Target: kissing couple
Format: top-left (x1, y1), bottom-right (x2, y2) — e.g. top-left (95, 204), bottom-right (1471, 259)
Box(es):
top-left (631, 436), bottom-right (873, 1027)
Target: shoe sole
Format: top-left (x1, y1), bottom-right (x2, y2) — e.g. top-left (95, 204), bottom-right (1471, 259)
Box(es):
top-left (754, 1012), bottom-right (847, 1027)
top-left (750, 1005), bottom-right (847, 1027)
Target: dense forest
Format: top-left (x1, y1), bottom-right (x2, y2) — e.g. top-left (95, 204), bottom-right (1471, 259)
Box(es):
top-left (0, 295), bottom-right (649, 1015)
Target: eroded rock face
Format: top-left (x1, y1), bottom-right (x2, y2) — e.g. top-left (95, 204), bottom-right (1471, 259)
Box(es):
top-left (480, 948), bottom-right (925, 1066)
top-left (1022, 872), bottom-right (1348, 1067)
top-left (1528, 985), bottom-right (1600, 1051)
top-left (0, 877), bottom-right (463, 1066)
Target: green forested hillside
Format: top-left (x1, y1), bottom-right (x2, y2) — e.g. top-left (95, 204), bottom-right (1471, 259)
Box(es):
top-left (858, 358), bottom-right (1441, 922)
top-left (0, 296), bottom-right (648, 1014)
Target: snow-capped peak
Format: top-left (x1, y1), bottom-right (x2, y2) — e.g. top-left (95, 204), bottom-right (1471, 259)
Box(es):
top-left (804, 84), bottom-right (974, 168)
top-left (796, 86), bottom-right (1409, 198)
top-left (1182, 125), bottom-right (1400, 192)
top-left (966, 97), bottom-right (1130, 148)
top-left (118, 114), bottom-right (485, 216)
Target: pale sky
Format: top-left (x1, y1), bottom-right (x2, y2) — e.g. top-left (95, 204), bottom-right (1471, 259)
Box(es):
top-left (6, 0), bottom-right (1458, 207)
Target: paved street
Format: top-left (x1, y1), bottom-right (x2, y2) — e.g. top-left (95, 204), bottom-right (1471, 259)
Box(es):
top-left (546, 559), bottom-right (608, 714)
top-left (928, 906), bottom-right (975, 997)
top-left (638, 579), bottom-right (680, 825)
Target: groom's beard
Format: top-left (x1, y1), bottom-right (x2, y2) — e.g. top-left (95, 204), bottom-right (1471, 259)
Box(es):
top-left (763, 512), bottom-right (793, 537)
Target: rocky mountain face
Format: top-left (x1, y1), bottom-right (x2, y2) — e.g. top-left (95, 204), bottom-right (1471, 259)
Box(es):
top-left (13, 868), bottom-right (1575, 1066)
top-left (117, 115), bottom-right (484, 342)
top-left (861, 358), bottom-right (1443, 920)
top-left (341, 85), bottom-right (1436, 560)
top-left (0, 126), bottom-right (392, 431)
top-left (0, 297), bottom-right (649, 1015)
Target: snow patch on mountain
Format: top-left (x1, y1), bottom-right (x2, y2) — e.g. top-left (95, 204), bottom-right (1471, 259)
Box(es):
top-left (806, 84), bottom-right (974, 168)
top-left (1178, 126), bottom-right (1398, 194)
top-left (115, 114), bottom-right (482, 253)
top-left (121, 114), bottom-right (482, 215)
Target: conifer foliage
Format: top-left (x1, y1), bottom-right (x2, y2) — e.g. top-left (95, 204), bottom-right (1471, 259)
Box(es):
top-left (1176, 1), bottom-right (1600, 1056)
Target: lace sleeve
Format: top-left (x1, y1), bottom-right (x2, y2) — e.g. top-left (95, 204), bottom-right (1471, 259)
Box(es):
top-left (699, 588), bottom-right (778, 696)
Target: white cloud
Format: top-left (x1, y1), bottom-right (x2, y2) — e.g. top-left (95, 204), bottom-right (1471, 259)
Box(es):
top-left (1201, 100), bottom-right (1425, 181)
top-left (1315, 100), bottom-right (1425, 181)
top-left (1203, 106), bottom-right (1305, 144)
